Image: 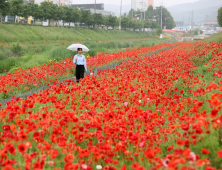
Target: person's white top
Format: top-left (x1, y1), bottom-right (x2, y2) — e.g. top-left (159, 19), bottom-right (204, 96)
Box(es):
top-left (73, 54), bottom-right (87, 71)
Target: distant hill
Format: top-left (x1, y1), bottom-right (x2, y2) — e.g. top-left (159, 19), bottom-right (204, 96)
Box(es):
top-left (168, 0), bottom-right (222, 25)
top-left (104, 0), bottom-right (222, 25)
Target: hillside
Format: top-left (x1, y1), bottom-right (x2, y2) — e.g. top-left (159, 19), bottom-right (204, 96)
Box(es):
top-left (0, 24), bottom-right (150, 43)
top-left (168, 0), bottom-right (222, 11)
top-left (204, 31), bottom-right (222, 42)
top-left (168, 0), bottom-right (222, 24)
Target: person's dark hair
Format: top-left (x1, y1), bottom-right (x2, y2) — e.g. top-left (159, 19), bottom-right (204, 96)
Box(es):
top-left (77, 48), bottom-right (82, 51)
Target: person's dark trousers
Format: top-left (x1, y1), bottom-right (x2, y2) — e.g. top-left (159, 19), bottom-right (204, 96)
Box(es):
top-left (76, 65), bottom-right (85, 83)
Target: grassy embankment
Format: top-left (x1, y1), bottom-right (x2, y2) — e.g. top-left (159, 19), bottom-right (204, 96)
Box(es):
top-left (0, 24), bottom-right (174, 74)
top-left (0, 24), bottom-right (159, 43)
top-left (204, 31), bottom-right (222, 43)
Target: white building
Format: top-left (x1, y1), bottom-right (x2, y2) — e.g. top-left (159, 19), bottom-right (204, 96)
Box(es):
top-left (35, 0), bottom-right (69, 6)
top-left (89, 9), bottom-right (114, 17)
top-left (131, 0), bottom-right (150, 11)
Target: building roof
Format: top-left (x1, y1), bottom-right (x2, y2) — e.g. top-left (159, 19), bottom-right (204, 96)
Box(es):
top-left (202, 21), bottom-right (219, 25)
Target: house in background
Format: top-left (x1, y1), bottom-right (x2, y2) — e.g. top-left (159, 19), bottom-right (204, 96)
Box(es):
top-left (201, 20), bottom-right (221, 34)
top-left (71, 3), bottom-right (114, 17)
top-left (201, 20), bottom-right (220, 31)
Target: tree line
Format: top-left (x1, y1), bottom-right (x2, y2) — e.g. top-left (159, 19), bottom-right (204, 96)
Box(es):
top-left (0, 0), bottom-right (176, 31)
top-left (218, 7), bottom-right (222, 27)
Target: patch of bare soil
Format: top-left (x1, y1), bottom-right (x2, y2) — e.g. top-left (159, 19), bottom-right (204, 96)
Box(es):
top-left (181, 32), bottom-right (194, 37)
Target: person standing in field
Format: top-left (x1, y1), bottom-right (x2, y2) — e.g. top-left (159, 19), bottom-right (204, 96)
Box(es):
top-left (73, 48), bottom-right (87, 83)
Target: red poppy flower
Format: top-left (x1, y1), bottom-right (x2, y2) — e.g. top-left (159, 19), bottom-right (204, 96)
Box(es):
top-left (132, 162), bottom-right (139, 169)
top-left (202, 148), bottom-right (210, 154)
top-left (2, 165), bottom-right (14, 170)
top-left (217, 150), bottom-right (222, 158)
top-left (33, 132), bottom-right (40, 138)
top-left (6, 144), bottom-right (16, 155)
top-left (120, 164), bottom-right (127, 170)
top-left (205, 166), bottom-right (216, 170)
top-left (211, 109), bottom-right (218, 118)
top-left (144, 149), bottom-right (154, 159)
top-left (17, 143), bottom-right (27, 154)
top-left (167, 145), bottom-right (174, 151)
top-left (181, 124), bottom-right (189, 131)
top-left (2, 125), bottom-right (10, 131)
top-left (64, 154), bottom-right (75, 162)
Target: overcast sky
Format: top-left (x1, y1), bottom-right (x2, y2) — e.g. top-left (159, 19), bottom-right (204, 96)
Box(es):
top-left (72, 0), bottom-right (200, 7)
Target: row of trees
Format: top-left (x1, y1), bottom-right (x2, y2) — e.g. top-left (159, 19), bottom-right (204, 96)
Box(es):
top-left (0, 0), bottom-right (176, 30)
top-left (128, 6), bottom-right (176, 29)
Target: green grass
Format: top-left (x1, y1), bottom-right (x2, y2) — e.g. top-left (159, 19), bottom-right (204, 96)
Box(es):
top-left (204, 31), bottom-right (222, 42)
top-left (0, 24), bottom-right (155, 43)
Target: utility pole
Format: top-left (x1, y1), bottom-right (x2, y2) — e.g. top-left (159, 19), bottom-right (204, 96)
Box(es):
top-left (144, 3), bottom-right (146, 20)
top-left (131, 0), bottom-right (133, 19)
top-left (139, 0), bottom-right (144, 31)
top-left (119, 0), bottom-right (122, 30)
top-left (0, 9), bottom-right (2, 25)
top-left (182, 15), bottom-right (184, 27)
top-left (191, 10), bottom-right (193, 30)
top-left (141, 10), bottom-right (142, 21)
top-left (158, 0), bottom-right (164, 29)
top-left (94, 0), bottom-right (96, 28)
top-left (94, 0), bottom-right (96, 14)
top-left (140, 0), bottom-right (145, 21)
top-left (140, 0), bottom-right (142, 21)
top-left (143, 3), bottom-right (146, 32)
top-left (132, 9), bottom-right (133, 19)
top-left (161, 3), bottom-right (162, 29)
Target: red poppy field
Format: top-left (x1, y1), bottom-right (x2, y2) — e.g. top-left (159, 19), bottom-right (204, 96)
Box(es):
top-left (0, 43), bottom-right (171, 100)
top-left (0, 42), bottom-right (222, 170)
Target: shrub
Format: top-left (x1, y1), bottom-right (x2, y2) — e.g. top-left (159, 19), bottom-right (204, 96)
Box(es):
top-left (97, 42), bottom-right (107, 49)
top-left (49, 47), bottom-right (72, 61)
top-left (11, 41), bottom-right (23, 55)
top-left (141, 43), bottom-right (147, 47)
top-left (39, 45), bottom-right (48, 53)
top-left (123, 42), bottom-right (130, 48)
top-left (88, 50), bottom-right (97, 57)
top-left (156, 28), bottom-right (163, 35)
top-left (107, 42), bottom-right (116, 49)
top-left (0, 58), bottom-right (16, 73)
top-left (8, 66), bottom-right (21, 73)
top-left (89, 43), bottom-right (97, 48)
top-left (117, 42), bottom-right (122, 49)
top-left (0, 51), bottom-right (6, 60)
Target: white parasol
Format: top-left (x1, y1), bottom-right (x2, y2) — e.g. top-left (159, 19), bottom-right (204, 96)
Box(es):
top-left (67, 43), bottom-right (89, 52)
